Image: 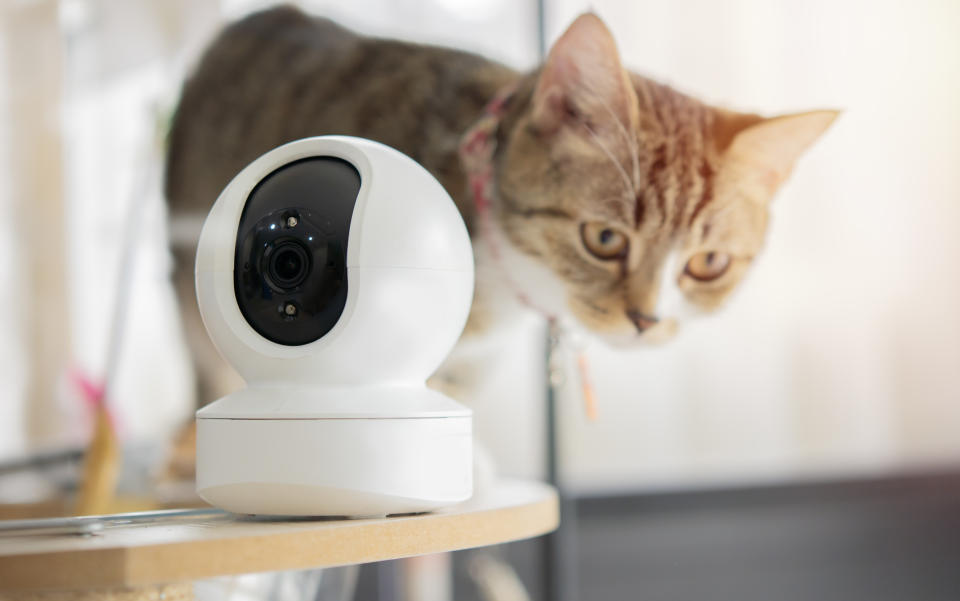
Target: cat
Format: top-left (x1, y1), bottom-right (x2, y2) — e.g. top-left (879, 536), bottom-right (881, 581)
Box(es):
top-left (165, 4), bottom-right (837, 409)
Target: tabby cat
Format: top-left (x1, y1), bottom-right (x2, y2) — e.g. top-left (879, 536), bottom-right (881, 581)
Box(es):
top-left (166, 5), bottom-right (836, 405)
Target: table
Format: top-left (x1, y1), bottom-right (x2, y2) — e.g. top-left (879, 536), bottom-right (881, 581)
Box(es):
top-left (0, 479), bottom-right (557, 600)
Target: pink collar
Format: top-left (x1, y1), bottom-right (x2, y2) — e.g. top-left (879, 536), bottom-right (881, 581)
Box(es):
top-left (459, 84), bottom-right (558, 321)
top-left (459, 83), bottom-right (514, 217)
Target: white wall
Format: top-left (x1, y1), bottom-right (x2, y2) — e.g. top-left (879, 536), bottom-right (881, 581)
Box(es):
top-left (547, 0), bottom-right (960, 492)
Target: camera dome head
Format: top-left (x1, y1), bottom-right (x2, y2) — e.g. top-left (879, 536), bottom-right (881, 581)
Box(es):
top-left (195, 136), bottom-right (474, 387)
top-left (194, 137), bottom-right (475, 516)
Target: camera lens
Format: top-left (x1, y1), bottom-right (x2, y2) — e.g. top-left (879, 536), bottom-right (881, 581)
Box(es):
top-left (266, 241), bottom-right (310, 290)
top-left (273, 248), bottom-right (302, 281)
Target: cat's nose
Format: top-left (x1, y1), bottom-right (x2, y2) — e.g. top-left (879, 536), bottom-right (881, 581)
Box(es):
top-left (627, 309), bottom-right (659, 333)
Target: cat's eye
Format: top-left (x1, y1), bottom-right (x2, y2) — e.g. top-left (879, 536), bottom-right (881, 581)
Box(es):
top-left (581, 222), bottom-right (628, 260)
top-left (684, 251), bottom-right (732, 282)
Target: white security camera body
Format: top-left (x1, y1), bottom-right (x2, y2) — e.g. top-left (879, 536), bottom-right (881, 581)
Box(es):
top-left (194, 136), bottom-right (474, 516)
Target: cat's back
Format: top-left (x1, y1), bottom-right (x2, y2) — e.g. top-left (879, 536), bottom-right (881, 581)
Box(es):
top-left (165, 6), bottom-right (359, 213)
top-left (166, 5), bottom-right (514, 216)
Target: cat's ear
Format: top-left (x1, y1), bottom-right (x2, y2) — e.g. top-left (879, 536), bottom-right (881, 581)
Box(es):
top-left (718, 109), bottom-right (840, 187)
top-left (531, 13), bottom-right (638, 135)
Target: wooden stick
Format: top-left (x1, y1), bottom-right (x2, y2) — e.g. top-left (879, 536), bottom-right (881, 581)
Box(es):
top-left (74, 406), bottom-right (120, 516)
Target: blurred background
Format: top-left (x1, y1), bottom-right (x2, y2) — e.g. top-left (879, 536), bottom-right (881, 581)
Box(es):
top-left (1, 0), bottom-right (959, 600)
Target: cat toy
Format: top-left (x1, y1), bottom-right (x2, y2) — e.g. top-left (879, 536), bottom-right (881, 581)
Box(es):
top-left (69, 143), bottom-right (158, 515)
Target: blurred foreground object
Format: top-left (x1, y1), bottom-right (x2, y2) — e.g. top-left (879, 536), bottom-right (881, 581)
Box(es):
top-left (1, 0), bottom-right (71, 449)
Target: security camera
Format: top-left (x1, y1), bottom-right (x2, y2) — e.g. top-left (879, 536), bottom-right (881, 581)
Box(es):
top-left (194, 136), bottom-right (474, 516)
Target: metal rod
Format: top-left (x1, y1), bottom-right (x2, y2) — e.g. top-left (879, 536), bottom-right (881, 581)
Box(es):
top-left (540, 321), bottom-right (581, 601)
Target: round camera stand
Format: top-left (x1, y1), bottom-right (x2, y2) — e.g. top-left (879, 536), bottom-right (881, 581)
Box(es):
top-left (196, 385), bottom-right (472, 517)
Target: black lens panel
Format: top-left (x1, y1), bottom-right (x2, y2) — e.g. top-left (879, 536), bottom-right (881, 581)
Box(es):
top-left (233, 157), bottom-right (361, 346)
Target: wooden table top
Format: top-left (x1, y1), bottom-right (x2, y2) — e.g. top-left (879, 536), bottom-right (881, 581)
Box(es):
top-left (0, 479), bottom-right (557, 592)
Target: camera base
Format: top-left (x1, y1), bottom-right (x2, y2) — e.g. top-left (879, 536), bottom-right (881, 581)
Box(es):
top-left (196, 386), bottom-right (472, 516)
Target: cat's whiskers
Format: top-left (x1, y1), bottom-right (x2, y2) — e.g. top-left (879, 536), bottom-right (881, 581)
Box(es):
top-left (595, 96), bottom-right (642, 193)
